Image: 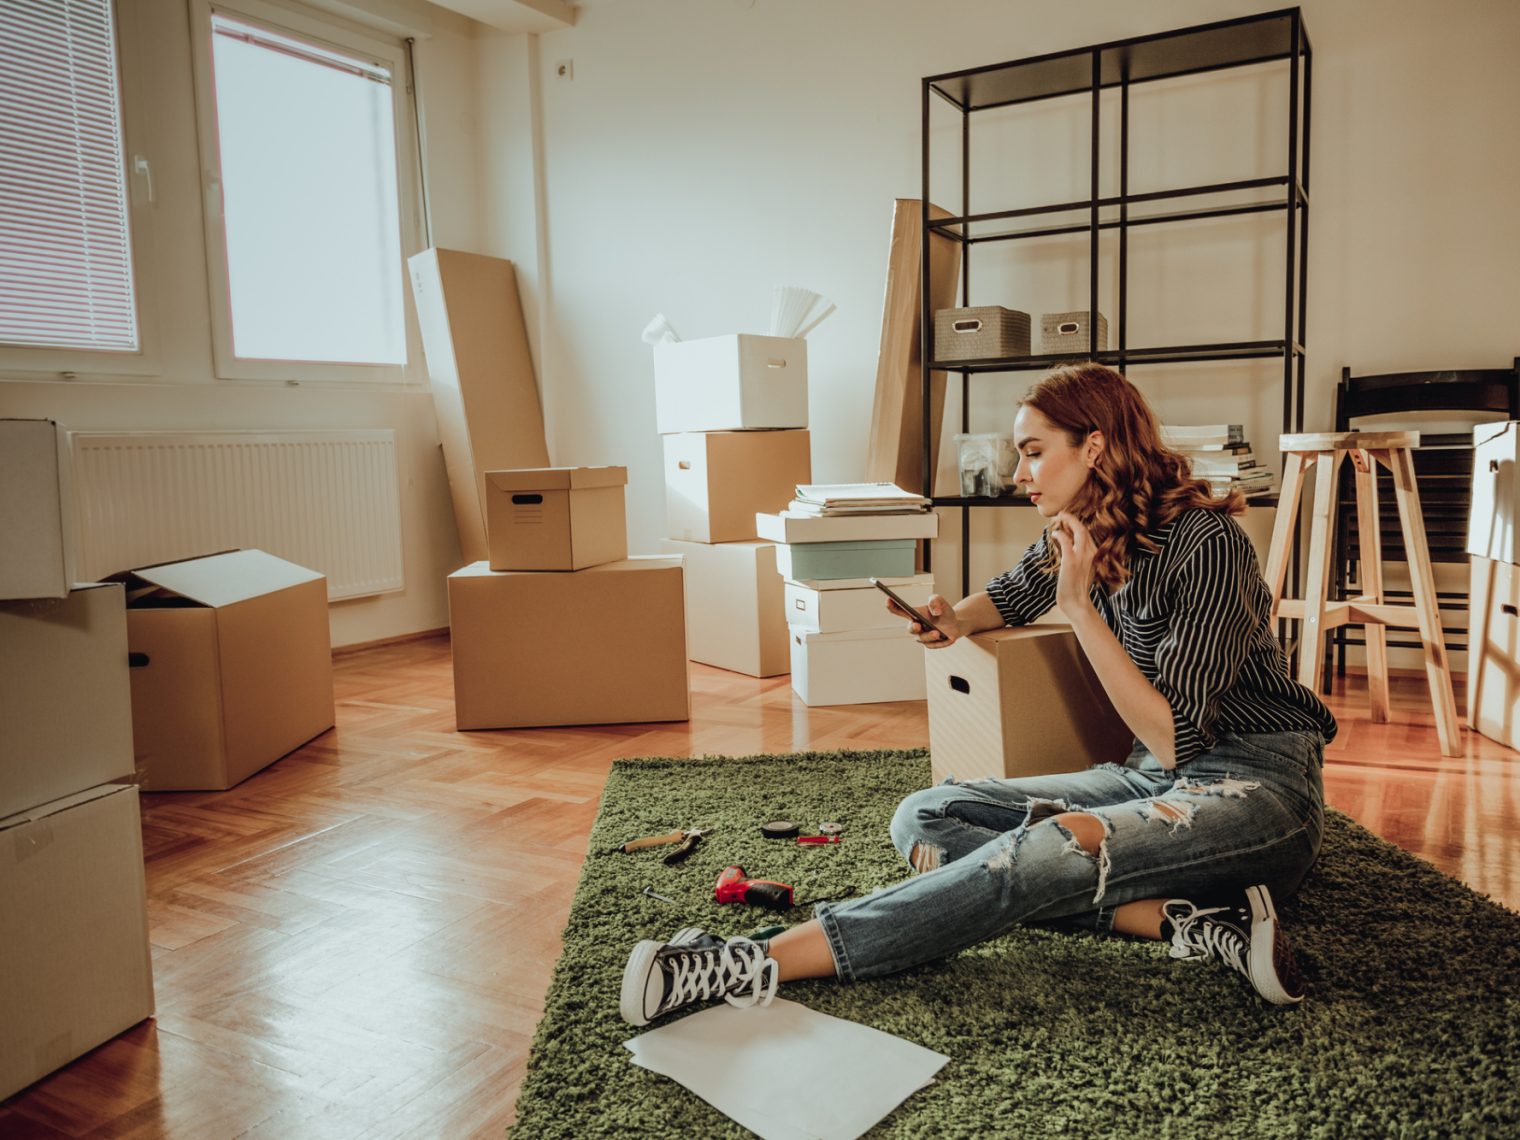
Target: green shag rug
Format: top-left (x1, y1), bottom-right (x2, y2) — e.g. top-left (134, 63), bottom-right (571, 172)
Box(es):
top-left (509, 750), bottom-right (1520, 1139)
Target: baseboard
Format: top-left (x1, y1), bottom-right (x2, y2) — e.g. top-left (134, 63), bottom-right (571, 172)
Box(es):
top-left (332, 627), bottom-right (449, 657)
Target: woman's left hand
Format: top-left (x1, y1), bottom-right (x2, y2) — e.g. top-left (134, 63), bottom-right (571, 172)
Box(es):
top-left (1050, 511), bottom-right (1097, 618)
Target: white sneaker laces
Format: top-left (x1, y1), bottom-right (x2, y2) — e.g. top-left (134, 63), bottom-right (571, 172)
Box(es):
top-left (667, 937), bottom-right (779, 1012)
top-left (1167, 901), bottom-right (1248, 975)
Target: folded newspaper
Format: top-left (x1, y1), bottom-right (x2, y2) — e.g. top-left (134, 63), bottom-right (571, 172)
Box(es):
top-left (790, 483), bottom-right (931, 516)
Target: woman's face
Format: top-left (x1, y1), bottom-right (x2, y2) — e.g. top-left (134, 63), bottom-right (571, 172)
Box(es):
top-left (1012, 405), bottom-right (1098, 517)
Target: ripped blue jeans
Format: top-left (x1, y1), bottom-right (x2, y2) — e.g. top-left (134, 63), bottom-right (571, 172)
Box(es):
top-left (814, 730), bottom-right (1325, 982)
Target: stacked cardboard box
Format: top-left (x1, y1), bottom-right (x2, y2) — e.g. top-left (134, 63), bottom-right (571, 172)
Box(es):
top-left (0, 419), bottom-right (155, 1101)
top-left (450, 466), bottom-right (690, 728)
top-left (757, 491), bottom-right (939, 706)
top-left (654, 334), bottom-right (813, 678)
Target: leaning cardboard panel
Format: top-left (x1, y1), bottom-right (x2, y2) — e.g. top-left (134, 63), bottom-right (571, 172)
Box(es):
top-left (0, 418), bottom-right (77, 600)
top-left (663, 539), bottom-right (788, 677)
top-left (117, 549), bottom-right (335, 791)
top-left (1467, 555), bottom-right (1520, 749)
top-left (485, 466), bottom-right (628, 571)
top-left (0, 784), bottom-right (155, 1102)
top-left (409, 249), bottom-right (551, 565)
top-left (665, 431), bottom-right (811, 544)
top-left (0, 583), bottom-right (134, 818)
top-left (925, 626), bottom-right (1133, 784)
top-left (449, 557), bottom-right (689, 729)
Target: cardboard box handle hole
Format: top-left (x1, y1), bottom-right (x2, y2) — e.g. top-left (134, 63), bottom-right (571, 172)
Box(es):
top-left (1057, 321), bottom-right (1080, 335)
top-left (129, 652), bottom-right (150, 668)
top-left (1504, 604), bottom-right (1518, 617)
top-left (952, 320), bottom-right (982, 333)
top-left (512, 493), bottom-right (543, 505)
top-left (766, 358), bottom-right (787, 369)
top-left (949, 675), bottom-right (970, 694)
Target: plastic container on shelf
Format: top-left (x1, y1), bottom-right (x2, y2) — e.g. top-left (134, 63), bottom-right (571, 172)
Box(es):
top-left (955, 432), bottom-right (1018, 498)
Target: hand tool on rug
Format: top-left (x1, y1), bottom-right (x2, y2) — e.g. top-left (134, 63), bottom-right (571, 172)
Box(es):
top-left (619, 826), bottom-right (712, 855)
top-left (662, 828), bottom-right (709, 865)
top-left (797, 835), bottom-right (842, 845)
top-left (643, 886), bottom-right (676, 904)
top-left (715, 865), bottom-right (794, 911)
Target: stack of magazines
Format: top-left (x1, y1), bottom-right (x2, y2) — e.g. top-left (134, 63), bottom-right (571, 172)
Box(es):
top-left (1161, 424), bottom-right (1276, 500)
top-left (787, 483), bottom-right (932, 517)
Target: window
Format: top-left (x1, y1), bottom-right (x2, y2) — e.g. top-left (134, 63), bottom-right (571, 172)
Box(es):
top-left (0, 0), bottom-right (140, 354)
top-left (190, 1), bottom-right (421, 382)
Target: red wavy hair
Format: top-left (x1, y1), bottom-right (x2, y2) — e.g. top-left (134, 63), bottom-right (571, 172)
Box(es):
top-left (1021, 362), bottom-right (1244, 590)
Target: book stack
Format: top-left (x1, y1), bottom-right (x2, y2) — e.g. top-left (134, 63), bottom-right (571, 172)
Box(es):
top-left (757, 483), bottom-right (938, 706)
top-left (1162, 423), bottom-right (1276, 500)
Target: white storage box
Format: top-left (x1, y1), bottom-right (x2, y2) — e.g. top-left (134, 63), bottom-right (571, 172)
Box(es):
top-left (0, 419), bottom-right (77, 601)
top-left (785, 574), bottom-right (934, 634)
top-left (654, 334), bottom-right (808, 435)
top-left (756, 510), bottom-right (939, 544)
top-left (1468, 555), bottom-right (1520, 749)
top-left (664, 539), bottom-right (789, 677)
top-left (1469, 420), bottom-right (1519, 565)
top-left (789, 626), bottom-right (927, 706)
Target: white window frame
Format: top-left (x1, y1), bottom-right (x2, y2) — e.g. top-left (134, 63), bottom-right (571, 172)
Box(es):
top-left (0, 0), bottom-right (163, 381)
top-left (187, 0), bottom-right (425, 385)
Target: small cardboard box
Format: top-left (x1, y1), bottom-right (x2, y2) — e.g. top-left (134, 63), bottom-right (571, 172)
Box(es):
top-left (654, 334), bottom-right (808, 435)
top-left (664, 539), bottom-right (788, 677)
top-left (485, 466), bottom-right (628, 571)
top-left (925, 626), bottom-right (1132, 784)
top-left (789, 626), bottom-right (927, 706)
top-left (665, 431), bottom-right (811, 544)
top-left (0, 783), bottom-right (155, 1102)
top-left (117, 550), bottom-right (335, 791)
top-left (0, 418), bottom-right (77, 601)
top-left (776, 539), bottom-right (918, 582)
top-left (756, 510), bottom-right (939, 544)
top-left (449, 557), bottom-right (689, 728)
top-left (1468, 421), bottom-right (1519, 565)
top-left (785, 573), bottom-right (934, 635)
top-left (0, 583), bottom-right (134, 818)
top-left (1468, 555), bottom-right (1520, 749)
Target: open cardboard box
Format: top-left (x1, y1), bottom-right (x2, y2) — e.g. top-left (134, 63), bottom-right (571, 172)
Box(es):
top-left (0, 583), bottom-right (134, 818)
top-left (113, 549), bottom-right (335, 791)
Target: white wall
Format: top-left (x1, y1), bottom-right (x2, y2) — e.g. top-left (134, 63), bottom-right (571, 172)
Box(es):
top-left (489, 0), bottom-right (1520, 603)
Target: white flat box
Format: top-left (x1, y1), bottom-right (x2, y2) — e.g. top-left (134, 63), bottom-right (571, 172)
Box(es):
top-left (664, 539), bottom-right (788, 677)
top-left (665, 431), bottom-right (811, 544)
top-left (925, 626), bottom-right (1133, 784)
top-left (654, 334), bottom-right (808, 435)
top-left (756, 510), bottom-right (939, 544)
top-left (785, 574), bottom-right (934, 634)
top-left (0, 419), bottom-right (77, 600)
top-left (0, 584), bottom-right (134, 818)
top-left (1468, 555), bottom-right (1520, 749)
top-left (0, 784), bottom-right (155, 1102)
top-left (449, 558), bottom-right (690, 728)
top-left (1469, 420), bottom-right (1520, 564)
top-left (789, 626), bottom-right (927, 706)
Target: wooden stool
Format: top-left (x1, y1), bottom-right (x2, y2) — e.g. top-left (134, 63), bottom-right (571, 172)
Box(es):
top-left (1262, 431), bottom-right (1462, 756)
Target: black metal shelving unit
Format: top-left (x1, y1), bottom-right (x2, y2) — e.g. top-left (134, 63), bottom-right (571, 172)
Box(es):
top-left (919, 8), bottom-right (1312, 596)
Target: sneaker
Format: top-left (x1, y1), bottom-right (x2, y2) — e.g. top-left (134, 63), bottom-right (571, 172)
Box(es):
top-left (1163, 883), bottom-right (1305, 1006)
top-left (620, 929), bottom-right (778, 1027)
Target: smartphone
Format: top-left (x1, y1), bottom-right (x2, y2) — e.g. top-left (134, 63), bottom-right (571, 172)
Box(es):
top-left (870, 578), bottom-right (947, 637)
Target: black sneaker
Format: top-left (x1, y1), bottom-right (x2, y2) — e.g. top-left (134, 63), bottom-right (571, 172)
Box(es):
top-left (620, 929), bottom-right (778, 1027)
top-left (1163, 883), bottom-right (1305, 1006)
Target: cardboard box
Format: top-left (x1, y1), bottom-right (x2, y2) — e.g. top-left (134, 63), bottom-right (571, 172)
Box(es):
top-left (1468, 420), bottom-right (1519, 564)
top-left (0, 584), bottom-right (134, 818)
top-left (408, 249), bottom-right (551, 564)
top-left (757, 509), bottom-right (940, 544)
top-left (776, 539), bottom-right (918, 582)
top-left (485, 466), bottom-right (628, 572)
top-left (789, 626), bottom-right (927, 706)
top-left (0, 783), bottom-right (155, 1102)
top-left (0, 418), bottom-right (77, 601)
top-left (1468, 554), bottom-right (1520, 749)
top-left (449, 557), bottom-right (689, 728)
top-left (785, 573), bottom-right (934, 634)
top-left (664, 539), bottom-right (788, 676)
top-left (665, 431), bottom-right (811, 544)
top-left (925, 626), bottom-right (1133, 784)
top-left (118, 550), bottom-right (335, 791)
top-left (654, 334), bottom-right (808, 435)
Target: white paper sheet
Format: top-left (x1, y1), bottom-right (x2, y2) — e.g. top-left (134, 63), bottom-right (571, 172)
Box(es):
top-left (624, 998), bottom-right (949, 1140)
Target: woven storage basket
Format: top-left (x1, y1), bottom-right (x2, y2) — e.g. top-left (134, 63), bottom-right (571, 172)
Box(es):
top-left (1040, 311), bottom-right (1108, 355)
top-left (934, 306), bottom-right (1031, 362)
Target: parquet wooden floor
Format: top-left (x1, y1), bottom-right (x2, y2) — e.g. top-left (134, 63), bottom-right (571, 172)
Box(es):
top-left (2, 633), bottom-right (1516, 1138)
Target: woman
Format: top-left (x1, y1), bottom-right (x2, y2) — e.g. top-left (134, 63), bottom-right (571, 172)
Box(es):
top-left (620, 363), bottom-right (1336, 1026)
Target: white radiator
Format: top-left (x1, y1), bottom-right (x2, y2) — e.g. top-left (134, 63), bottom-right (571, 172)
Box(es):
top-left (69, 430), bottom-right (405, 600)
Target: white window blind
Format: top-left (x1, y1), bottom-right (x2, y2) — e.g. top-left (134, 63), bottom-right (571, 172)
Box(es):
top-left (0, 0), bottom-right (139, 352)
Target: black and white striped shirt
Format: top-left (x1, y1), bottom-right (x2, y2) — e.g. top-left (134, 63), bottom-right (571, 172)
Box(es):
top-left (986, 507), bottom-right (1338, 766)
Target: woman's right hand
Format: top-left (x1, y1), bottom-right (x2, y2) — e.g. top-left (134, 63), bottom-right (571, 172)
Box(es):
top-left (891, 594), bottom-right (962, 647)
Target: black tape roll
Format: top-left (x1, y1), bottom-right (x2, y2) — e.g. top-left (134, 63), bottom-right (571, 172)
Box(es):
top-left (761, 820), bottom-right (800, 839)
